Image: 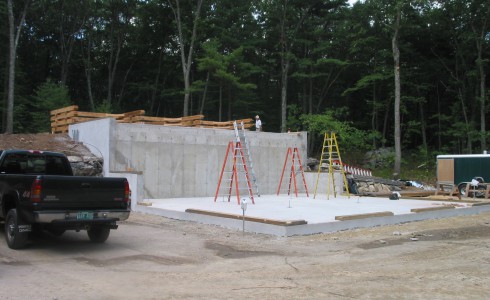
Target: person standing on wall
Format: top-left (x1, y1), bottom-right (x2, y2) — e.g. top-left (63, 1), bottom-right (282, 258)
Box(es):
top-left (255, 115), bottom-right (262, 132)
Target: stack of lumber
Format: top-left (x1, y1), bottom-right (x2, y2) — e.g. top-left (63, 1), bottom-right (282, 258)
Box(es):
top-left (51, 106), bottom-right (146, 133)
top-left (128, 114), bottom-right (204, 126)
top-left (193, 118), bottom-right (254, 130)
top-left (51, 105), bottom-right (253, 133)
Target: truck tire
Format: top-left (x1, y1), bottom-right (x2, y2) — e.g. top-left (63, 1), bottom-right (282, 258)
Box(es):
top-left (458, 183), bottom-right (468, 197)
top-left (87, 227), bottom-right (110, 243)
top-left (5, 208), bottom-right (29, 249)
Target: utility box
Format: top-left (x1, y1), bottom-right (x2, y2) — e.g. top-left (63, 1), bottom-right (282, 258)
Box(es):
top-left (437, 154), bottom-right (490, 186)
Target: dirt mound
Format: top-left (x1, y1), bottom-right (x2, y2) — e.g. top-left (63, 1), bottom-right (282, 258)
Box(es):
top-left (0, 133), bottom-right (93, 157)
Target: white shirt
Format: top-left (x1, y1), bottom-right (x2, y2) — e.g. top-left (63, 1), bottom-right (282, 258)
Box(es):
top-left (255, 119), bottom-right (262, 131)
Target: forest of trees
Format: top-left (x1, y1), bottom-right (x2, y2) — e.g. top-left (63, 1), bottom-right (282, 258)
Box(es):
top-left (1, 0), bottom-right (489, 172)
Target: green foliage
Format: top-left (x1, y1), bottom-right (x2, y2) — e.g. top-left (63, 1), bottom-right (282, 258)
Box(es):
top-left (286, 104), bottom-right (302, 132)
top-left (95, 101), bottom-right (113, 114)
top-left (342, 73), bottom-right (391, 96)
top-left (31, 80), bottom-right (71, 133)
top-left (0, 0), bottom-right (487, 162)
top-left (300, 111), bottom-right (373, 153)
top-left (372, 147), bottom-right (438, 183)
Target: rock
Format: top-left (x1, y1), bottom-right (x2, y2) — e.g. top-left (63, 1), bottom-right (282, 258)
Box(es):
top-left (364, 148), bottom-right (394, 169)
top-left (67, 156), bottom-right (83, 163)
top-left (68, 155), bottom-right (103, 176)
top-left (307, 158), bottom-right (319, 171)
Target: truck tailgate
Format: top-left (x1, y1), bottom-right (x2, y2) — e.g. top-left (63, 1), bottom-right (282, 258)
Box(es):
top-left (38, 176), bottom-right (128, 210)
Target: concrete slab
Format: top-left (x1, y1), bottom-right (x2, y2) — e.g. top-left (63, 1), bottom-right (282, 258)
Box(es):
top-left (135, 194), bottom-right (490, 236)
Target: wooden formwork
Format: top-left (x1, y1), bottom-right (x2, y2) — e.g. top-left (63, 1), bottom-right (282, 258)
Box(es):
top-left (50, 106), bottom-right (146, 133)
top-left (50, 105), bottom-right (253, 133)
top-left (193, 118), bottom-right (254, 130)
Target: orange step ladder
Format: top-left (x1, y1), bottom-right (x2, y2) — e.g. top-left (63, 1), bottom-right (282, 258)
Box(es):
top-left (214, 141), bottom-right (255, 204)
top-left (277, 147), bottom-right (309, 197)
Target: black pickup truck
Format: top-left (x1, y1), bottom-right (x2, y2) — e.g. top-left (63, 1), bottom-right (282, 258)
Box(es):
top-left (0, 149), bottom-right (131, 249)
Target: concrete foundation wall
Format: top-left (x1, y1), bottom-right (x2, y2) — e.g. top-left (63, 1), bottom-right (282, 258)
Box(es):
top-left (70, 119), bottom-right (308, 201)
top-left (69, 118), bottom-right (113, 174)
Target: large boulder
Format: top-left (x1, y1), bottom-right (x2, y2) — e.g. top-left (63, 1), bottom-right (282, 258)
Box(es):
top-left (364, 147), bottom-right (394, 169)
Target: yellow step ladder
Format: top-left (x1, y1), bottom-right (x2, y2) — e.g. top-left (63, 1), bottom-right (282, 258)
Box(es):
top-left (314, 132), bottom-right (350, 199)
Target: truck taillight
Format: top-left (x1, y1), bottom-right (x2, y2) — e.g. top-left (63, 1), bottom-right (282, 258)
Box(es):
top-left (31, 178), bottom-right (42, 202)
top-left (124, 180), bottom-right (130, 204)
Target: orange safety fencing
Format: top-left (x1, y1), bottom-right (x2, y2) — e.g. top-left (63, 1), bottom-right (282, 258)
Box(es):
top-left (50, 105), bottom-right (253, 133)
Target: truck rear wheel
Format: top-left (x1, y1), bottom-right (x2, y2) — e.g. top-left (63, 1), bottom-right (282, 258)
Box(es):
top-left (5, 208), bottom-right (29, 249)
top-left (87, 227), bottom-right (110, 243)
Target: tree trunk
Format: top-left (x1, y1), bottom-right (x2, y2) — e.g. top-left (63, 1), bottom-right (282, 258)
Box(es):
top-left (107, 31), bottom-right (122, 106)
top-left (60, 23), bottom-right (78, 86)
top-left (279, 1), bottom-right (289, 133)
top-left (419, 102), bottom-right (427, 150)
top-left (2, 66), bottom-right (8, 131)
top-left (392, 7), bottom-right (401, 178)
top-left (150, 51), bottom-right (163, 116)
top-left (199, 72), bottom-right (210, 115)
top-left (473, 21), bottom-right (487, 151)
top-left (6, 0), bottom-right (15, 134)
top-left (83, 36), bottom-right (95, 111)
top-left (169, 0), bottom-right (203, 117)
top-left (277, 0), bottom-right (315, 132)
top-left (372, 81), bottom-right (377, 149)
top-left (117, 63), bottom-right (134, 107)
top-left (58, 1), bottom-right (86, 86)
top-left (280, 60), bottom-right (289, 132)
top-left (218, 81), bottom-right (223, 122)
top-left (5, 0), bottom-right (29, 134)
top-left (436, 84), bottom-right (441, 150)
top-left (308, 74), bottom-right (313, 115)
top-left (382, 99), bottom-right (390, 148)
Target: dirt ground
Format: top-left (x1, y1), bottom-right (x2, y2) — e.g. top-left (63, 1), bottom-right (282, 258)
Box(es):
top-left (2, 133), bottom-right (489, 298)
top-left (2, 211), bottom-right (490, 299)
top-left (0, 133), bottom-right (92, 156)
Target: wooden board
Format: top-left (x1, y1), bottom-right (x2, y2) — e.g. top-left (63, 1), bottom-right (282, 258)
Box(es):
top-left (335, 211), bottom-right (394, 221)
top-left (410, 206), bottom-right (454, 213)
top-left (50, 105), bottom-right (78, 115)
top-left (50, 105), bottom-right (243, 131)
top-left (185, 208), bottom-right (307, 226)
top-left (437, 158), bottom-right (454, 183)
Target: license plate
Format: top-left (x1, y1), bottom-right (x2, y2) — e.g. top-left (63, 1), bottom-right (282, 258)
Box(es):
top-left (76, 212), bottom-right (94, 220)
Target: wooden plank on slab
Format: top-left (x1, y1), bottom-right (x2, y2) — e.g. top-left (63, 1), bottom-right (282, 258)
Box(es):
top-left (470, 201), bottom-right (490, 206)
top-left (335, 211), bottom-right (394, 221)
top-left (410, 206), bottom-right (455, 213)
top-left (185, 208), bottom-right (307, 226)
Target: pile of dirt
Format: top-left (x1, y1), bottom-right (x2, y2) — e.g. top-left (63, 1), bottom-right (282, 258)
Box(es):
top-left (0, 133), bottom-right (102, 176)
top-left (0, 133), bottom-right (93, 157)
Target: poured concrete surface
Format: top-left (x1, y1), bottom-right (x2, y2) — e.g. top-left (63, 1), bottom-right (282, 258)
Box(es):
top-left (136, 194), bottom-right (490, 236)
